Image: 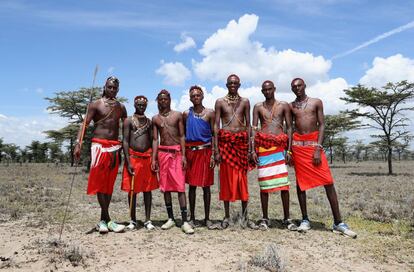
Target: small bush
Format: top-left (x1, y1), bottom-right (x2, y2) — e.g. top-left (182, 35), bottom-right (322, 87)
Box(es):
top-left (248, 243), bottom-right (285, 272)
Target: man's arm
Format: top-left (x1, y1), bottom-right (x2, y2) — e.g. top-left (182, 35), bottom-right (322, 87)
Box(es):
top-left (73, 102), bottom-right (97, 161)
top-left (151, 116), bottom-right (159, 172)
top-left (244, 99), bottom-right (252, 158)
top-left (214, 100), bottom-right (221, 163)
top-left (251, 103), bottom-right (260, 164)
top-left (122, 118), bottom-right (134, 175)
top-left (178, 112), bottom-right (187, 169)
top-left (209, 109), bottom-right (216, 168)
top-left (284, 103), bottom-right (293, 165)
top-left (314, 99), bottom-right (325, 165)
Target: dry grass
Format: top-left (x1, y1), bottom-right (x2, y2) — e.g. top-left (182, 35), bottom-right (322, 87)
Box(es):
top-left (0, 160), bottom-right (413, 271)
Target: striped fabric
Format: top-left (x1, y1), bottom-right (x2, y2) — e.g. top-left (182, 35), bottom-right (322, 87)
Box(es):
top-left (257, 146), bottom-right (290, 193)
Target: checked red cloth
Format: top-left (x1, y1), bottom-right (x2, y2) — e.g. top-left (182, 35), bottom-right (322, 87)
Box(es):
top-left (254, 132), bottom-right (288, 150)
top-left (218, 129), bottom-right (255, 173)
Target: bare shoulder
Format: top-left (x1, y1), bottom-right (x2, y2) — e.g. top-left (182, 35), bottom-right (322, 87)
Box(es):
top-left (241, 97), bottom-right (250, 104)
top-left (90, 98), bottom-right (102, 107)
top-left (279, 101), bottom-right (290, 108)
top-left (152, 114), bottom-right (160, 122)
top-left (205, 108), bottom-right (215, 118)
top-left (253, 101), bottom-right (263, 109)
top-left (310, 97), bottom-right (323, 106)
top-left (183, 109), bottom-right (190, 118)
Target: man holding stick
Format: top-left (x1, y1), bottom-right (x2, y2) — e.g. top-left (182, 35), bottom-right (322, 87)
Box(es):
top-left (122, 95), bottom-right (158, 231)
top-left (74, 76), bottom-right (127, 234)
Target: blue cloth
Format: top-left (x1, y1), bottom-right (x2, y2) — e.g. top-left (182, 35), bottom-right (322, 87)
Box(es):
top-left (186, 107), bottom-right (212, 143)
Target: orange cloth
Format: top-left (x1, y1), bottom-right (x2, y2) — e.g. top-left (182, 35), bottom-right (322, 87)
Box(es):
top-left (185, 142), bottom-right (214, 187)
top-left (87, 138), bottom-right (121, 195)
top-left (292, 131), bottom-right (333, 191)
top-left (219, 161), bottom-right (249, 202)
top-left (122, 148), bottom-right (158, 193)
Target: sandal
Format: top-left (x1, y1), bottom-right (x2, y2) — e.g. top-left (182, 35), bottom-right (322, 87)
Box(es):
top-left (258, 218), bottom-right (270, 231)
top-left (221, 217), bottom-right (230, 229)
top-left (283, 219), bottom-right (298, 231)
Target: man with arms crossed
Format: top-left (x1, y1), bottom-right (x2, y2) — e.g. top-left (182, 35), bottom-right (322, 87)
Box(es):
top-left (152, 90), bottom-right (194, 234)
top-left (214, 74), bottom-right (255, 229)
top-left (251, 80), bottom-right (297, 231)
top-left (122, 95), bottom-right (158, 231)
top-left (290, 78), bottom-right (357, 238)
top-left (183, 86), bottom-right (216, 229)
top-left (74, 76), bottom-right (126, 234)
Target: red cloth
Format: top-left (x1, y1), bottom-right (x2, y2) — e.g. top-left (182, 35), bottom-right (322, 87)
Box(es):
top-left (218, 130), bottom-right (252, 201)
top-left (87, 138), bottom-right (121, 195)
top-left (292, 131), bottom-right (333, 191)
top-left (122, 148), bottom-right (158, 193)
top-left (218, 129), bottom-right (255, 173)
top-left (254, 132), bottom-right (288, 151)
top-left (219, 161), bottom-right (249, 201)
top-left (158, 145), bottom-right (186, 192)
top-left (185, 141), bottom-right (214, 187)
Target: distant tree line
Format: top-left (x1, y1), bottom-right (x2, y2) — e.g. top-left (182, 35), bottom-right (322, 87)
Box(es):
top-left (1, 81), bottom-right (413, 175)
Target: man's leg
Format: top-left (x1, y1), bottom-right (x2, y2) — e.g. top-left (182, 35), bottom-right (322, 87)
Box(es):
top-left (179, 192), bottom-right (194, 234)
top-left (127, 193), bottom-right (137, 222)
top-left (280, 190), bottom-right (289, 220)
top-left (324, 184), bottom-right (342, 225)
top-left (97, 192), bottom-right (111, 222)
top-left (164, 192), bottom-right (174, 219)
top-left (224, 201), bottom-right (230, 219)
top-left (296, 184), bottom-right (311, 232)
top-left (203, 186), bottom-right (211, 222)
top-left (260, 192), bottom-right (269, 219)
top-left (296, 184), bottom-right (308, 221)
top-left (143, 191), bottom-right (152, 222)
top-left (188, 186), bottom-right (197, 221)
top-left (178, 192), bottom-right (188, 223)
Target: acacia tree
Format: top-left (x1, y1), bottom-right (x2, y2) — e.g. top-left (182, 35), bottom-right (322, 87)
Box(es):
top-left (341, 81), bottom-right (414, 174)
top-left (324, 113), bottom-right (360, 164)
top-left (394, 135), bottom-right (412, 161)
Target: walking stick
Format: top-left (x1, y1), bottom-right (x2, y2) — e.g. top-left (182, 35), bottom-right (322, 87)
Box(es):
top-left (58, 65), bottom-right (99, 241)
top-left (129, 175), bottom-right (135, 220)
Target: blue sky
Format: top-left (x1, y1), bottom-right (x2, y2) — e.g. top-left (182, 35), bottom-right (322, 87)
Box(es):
top-left (1, 0), bottom-right (414, 147)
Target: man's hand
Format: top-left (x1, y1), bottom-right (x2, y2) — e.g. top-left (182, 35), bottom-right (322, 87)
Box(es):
top-left (73, 144), bottom-right (81, 162)
top-left (312, 148), bottom-right (322, 166)
top-left (127, 164), bottom-right (135, 176)
top-left (151, 160), bottom-right (159, 172)
top-left (209, 155), bottom-right (215, 168)
top-left (214, 152), bottom-right (221, 164)
top-left (182, 156), bottom-right (187, 170)
top-left (250, 151), bottom-right (259, 165)
top-left (285, 151), bottom-right (292, 166)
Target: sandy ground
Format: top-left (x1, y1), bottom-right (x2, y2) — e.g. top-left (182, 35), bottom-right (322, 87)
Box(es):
top-left (0, 161), bottom-right (413, 271)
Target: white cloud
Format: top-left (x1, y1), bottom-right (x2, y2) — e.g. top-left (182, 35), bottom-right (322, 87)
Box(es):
top-left (35, 88), bottom-right (43, 94)
top-left (193, 14), bottom-right (331, 91)
top-left (174, 33), bottom-right (196, 52)
top-left (156, 60), bottom-right (191, 86)
top-left (0, 114), bottom-right (68, 148)
top-left (306, 78), bottom-right (350, 114)
top-left (359, 54), bottom-right (414, 87)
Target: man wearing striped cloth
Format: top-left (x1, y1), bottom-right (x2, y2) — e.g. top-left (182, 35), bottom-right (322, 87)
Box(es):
top-left (251, 80), bottom-right (297, 231)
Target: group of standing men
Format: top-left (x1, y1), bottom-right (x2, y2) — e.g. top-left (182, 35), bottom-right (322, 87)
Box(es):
top-left (74, 74), bottom-right (357, 238)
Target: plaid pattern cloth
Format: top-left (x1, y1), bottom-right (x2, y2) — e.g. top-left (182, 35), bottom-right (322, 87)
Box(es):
top-left (218, 129), bottom-right (255, 173)
top-left (254, 132), bottom-right (288, 150)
